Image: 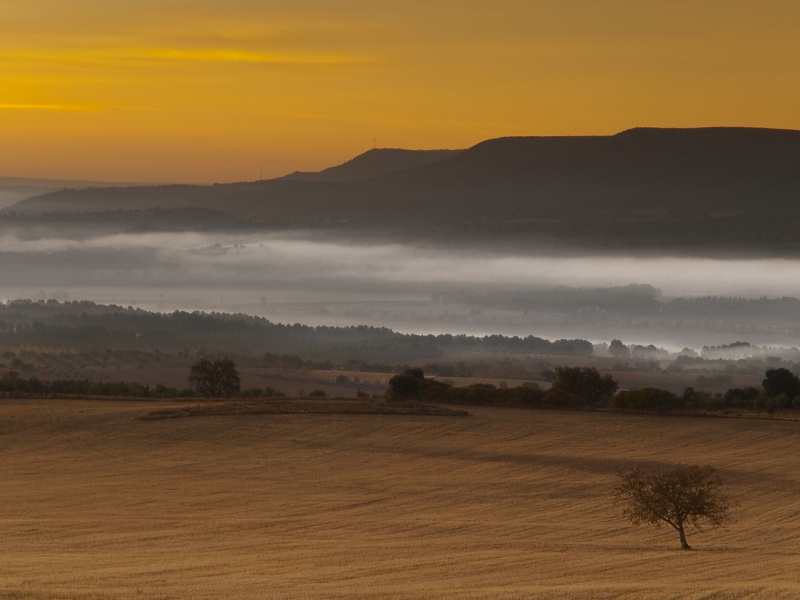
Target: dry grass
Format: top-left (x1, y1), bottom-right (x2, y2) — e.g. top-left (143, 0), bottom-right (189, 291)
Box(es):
top-left (140, 399), bottom-right (470, 420)
top-left (1, 399), bottom-right (800, 599)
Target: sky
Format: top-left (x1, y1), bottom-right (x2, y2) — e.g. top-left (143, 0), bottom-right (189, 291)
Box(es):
top-left (1, 0), bottom-right (799, 183)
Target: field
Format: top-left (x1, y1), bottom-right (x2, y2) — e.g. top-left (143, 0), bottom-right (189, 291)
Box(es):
top-left (2, 399), bottom-right (800, 599)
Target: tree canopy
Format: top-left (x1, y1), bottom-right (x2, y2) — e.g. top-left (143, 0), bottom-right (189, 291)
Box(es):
top-left (615, 465), bottom-right (736, 549)
top-left (552, 366), bottom-right (618, 406)
top-left (762, 368), bottom-right (800, 398)
top-left (387, 368), bottom-right (425, 400)
top-left (188, 358), bottom-right (241, 398)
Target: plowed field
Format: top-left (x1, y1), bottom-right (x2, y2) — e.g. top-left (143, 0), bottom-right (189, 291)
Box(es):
top-left (2, 399), bottom-right (799, 599)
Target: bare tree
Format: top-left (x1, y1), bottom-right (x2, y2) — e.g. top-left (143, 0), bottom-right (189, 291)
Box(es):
top-left (614, 465), bottom-right (736, 550)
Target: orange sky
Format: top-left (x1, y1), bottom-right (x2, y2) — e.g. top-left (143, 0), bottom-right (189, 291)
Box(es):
top-left (1, 0), bottom-right (799, 183)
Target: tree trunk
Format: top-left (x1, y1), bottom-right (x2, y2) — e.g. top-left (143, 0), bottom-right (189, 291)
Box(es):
top-left (678, 525), bottom-right (691, 550)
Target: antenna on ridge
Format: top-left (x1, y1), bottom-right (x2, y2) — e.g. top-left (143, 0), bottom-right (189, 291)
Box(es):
top-left (373, 138), bottom-right (376, 150)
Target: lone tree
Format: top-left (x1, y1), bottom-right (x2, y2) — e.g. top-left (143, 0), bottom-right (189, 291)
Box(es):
top-left (387, 368), bottom-right (424, 401)
top-left (553, 366), bottom-right (618, 406)
top-left (189, 358), bottom-right (241, 398)
top-left (615, 465), bottom-right (735, 550)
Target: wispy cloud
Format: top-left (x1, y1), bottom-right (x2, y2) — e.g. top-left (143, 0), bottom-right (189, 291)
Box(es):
top-left (0, 103), bottom-right (160, 112)
top-left (1, 47), bottom-right (363, 67)
top-left (139, 48), bottom-right (357, 64)
top-left (0, 103), bottom-right (100, 112)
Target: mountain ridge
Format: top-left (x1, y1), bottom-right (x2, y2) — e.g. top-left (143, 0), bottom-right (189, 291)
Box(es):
top-left (0, 176), bottom-right (166, 209)
top-left (8, 127), bottom-right (800, 223)
top-left (280, 148), bottom-right (461, 182)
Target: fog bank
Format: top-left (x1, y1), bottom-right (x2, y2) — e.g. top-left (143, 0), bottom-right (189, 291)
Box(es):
top-left (2, 229), bottom-right (800, 349)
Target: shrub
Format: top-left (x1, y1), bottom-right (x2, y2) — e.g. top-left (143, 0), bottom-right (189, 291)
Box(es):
top-left (541, 388), bottom-right (584, 409)
top-left (775, 393), bottom-right (792, 410)
top-left (723, 386), bottom-right (761, 408)
top-left (708, 396), bottom-right (725, 411)
top-left (609, 388), bottom-right (681, 413)
top-left (153, 384), bottom-right (188, 398)
top-left (682, 387), bottom-right (726, 410)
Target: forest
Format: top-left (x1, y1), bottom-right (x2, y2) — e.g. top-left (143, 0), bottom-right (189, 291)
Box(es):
top-left (0, 299), bottom-right (593, 362)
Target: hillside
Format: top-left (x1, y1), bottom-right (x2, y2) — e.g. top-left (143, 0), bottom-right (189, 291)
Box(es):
top-left (281, 148), bottom-right (461, 182)
top-left (0, 175), bottom-right (158, 209)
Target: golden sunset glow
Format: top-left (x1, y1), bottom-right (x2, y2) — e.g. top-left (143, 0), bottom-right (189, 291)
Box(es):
top-left (2, 0), bottom-right (799, 182)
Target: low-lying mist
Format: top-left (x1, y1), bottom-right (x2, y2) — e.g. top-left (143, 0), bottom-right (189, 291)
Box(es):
top-left (3, 228), bottom-right (800, 350)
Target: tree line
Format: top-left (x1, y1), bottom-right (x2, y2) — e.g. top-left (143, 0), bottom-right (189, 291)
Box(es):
top-left (0, 299), bottom-right (594, 361)
top-left (5, 353), bottom-right (799, 416)
top-left (441, 286), bottom-right (800, 320)
top-left (387, 366), bottom-right (800, 415)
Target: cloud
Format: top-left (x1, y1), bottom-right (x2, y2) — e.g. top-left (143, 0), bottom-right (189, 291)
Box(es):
top-left (2, 229), bottom-right (800, 299)
top-left (139, 48), bottom-right (357, 64)
top-left (1, 47), bottom-right (362, 67)
top-left (0, 103), bottom-right (100, 112)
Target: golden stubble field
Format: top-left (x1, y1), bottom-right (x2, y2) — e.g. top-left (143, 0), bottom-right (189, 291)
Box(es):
top-left (1, 399), bottom-right (799, 599)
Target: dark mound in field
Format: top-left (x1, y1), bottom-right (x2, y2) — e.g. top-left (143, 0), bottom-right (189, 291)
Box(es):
top-left (140, 399), bottom-right (470, 420)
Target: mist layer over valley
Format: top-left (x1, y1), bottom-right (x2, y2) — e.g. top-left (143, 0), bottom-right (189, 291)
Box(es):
top-left (4, 225), bottom-right (800, 351)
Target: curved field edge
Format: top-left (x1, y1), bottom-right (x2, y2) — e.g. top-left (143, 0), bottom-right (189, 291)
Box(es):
top-left (139, 399), bottom-right (470, 420)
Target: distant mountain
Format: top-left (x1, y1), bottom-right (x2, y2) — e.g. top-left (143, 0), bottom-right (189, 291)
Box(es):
top-left (363, 126), bottom-right (800, 221)
top-left (0, 176), bottom-right (151, 187)
top-left (0, 176), bottom-right (163, 209)
top-left (8, 127), bottom-right (800, 224)
top-left (280, 148), bottom-right (461, 182)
